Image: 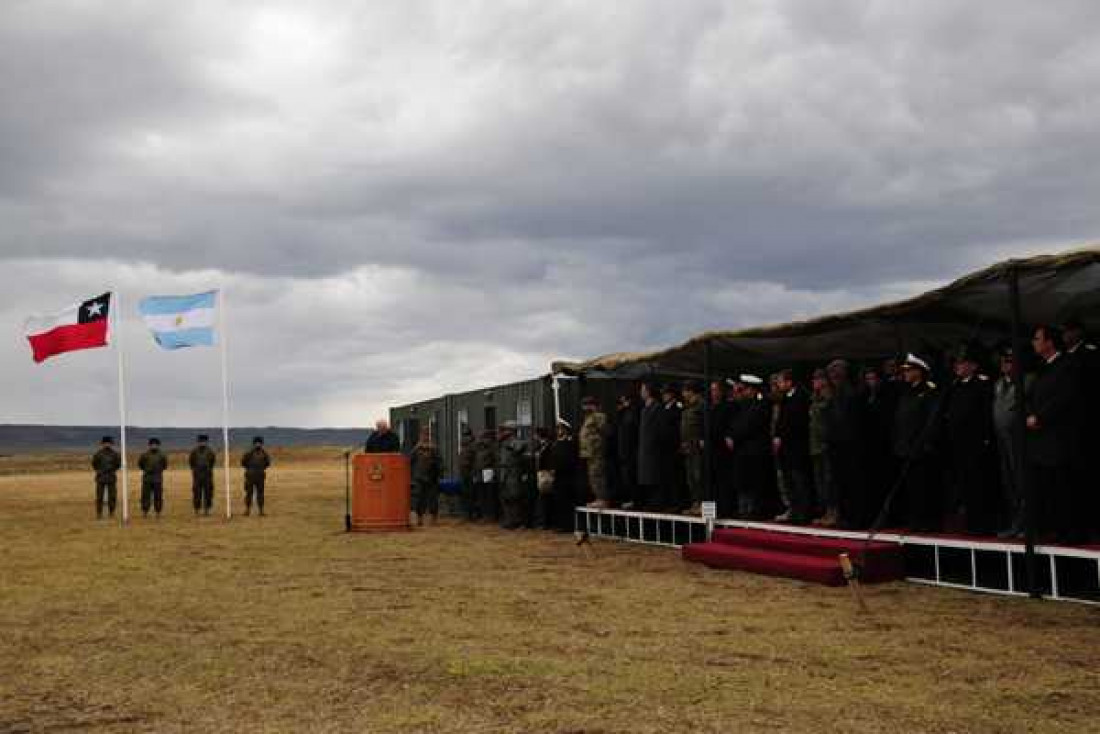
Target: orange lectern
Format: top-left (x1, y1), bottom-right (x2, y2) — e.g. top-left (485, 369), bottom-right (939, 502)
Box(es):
top-left (351, 453), bottom-right (411, 531)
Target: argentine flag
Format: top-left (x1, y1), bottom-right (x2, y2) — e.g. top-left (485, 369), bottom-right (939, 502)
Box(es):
top-left (139, 291), bottom-right (218, 350)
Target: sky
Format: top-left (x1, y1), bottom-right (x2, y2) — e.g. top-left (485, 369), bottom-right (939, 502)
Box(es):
top-left (2, 1), bottom-right (1099, 427)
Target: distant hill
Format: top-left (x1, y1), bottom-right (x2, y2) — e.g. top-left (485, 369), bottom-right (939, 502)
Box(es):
top-left (0, 425), bottom-right (369, 454)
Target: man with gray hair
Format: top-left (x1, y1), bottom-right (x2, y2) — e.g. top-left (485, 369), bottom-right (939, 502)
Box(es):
top-left (365, 419), bottom-right (400, 453)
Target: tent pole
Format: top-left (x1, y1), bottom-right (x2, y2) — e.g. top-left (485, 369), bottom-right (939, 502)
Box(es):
top-left (1008, 264), bottom-right (1039, 599)
top-left (702, 340), bottom-right (712, 505)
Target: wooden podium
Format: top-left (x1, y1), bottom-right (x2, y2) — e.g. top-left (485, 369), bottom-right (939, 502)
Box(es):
top-left (351, 453), bottom-right (411, 532)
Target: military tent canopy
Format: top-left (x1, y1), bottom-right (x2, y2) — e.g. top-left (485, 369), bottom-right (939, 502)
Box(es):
top-left (551, 246), bottom-right (1100, 377)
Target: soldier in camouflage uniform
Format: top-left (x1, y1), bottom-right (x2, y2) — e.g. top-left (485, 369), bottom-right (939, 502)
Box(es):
top-left (91, 435), bottom-right (122, 519)
top-left (241, 436), bottom-right (271, 516)
top-left (472, 429), bottom-right (499, 522)
top-left (580, 396), bottom-right (609, 509)
top-left (497, 421), bottom-right (530, 529)
top-left (411, 427), bottom-right (443, 526)
top-left (189, 434), bottom-right (217, 516)
top-left (680, 382), bottom-right (705, 516)
top-left (458, 427), bottom-right (477, 520)
top-left (138, 437), bottom-right (168, 518)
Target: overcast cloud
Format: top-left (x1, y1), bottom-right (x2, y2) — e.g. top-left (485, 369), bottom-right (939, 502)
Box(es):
top-left (2, 1), bottom-right (1099, 427)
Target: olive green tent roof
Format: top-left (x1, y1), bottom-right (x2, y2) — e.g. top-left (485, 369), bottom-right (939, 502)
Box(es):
top-left (551, 245), bottom-right (1100, 377)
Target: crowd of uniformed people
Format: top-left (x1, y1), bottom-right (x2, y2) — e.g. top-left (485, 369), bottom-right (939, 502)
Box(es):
top-left (415, 322), bottom-right (1097, 545)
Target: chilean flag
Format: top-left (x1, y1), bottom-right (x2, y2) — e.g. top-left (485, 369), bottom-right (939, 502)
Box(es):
top-left (25, 293), bottom-right (112, 363)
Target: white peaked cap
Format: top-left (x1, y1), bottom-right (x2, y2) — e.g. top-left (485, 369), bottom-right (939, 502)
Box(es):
top-left (903, 353), bottom-right (930, 372)
top-left (739, 374), bottom-right (764, 386)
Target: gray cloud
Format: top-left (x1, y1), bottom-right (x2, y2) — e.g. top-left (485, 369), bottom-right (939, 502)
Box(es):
top-left (2, 2), bottom-right (1098, 426)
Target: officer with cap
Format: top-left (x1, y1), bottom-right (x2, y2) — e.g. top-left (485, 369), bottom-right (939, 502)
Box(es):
top-left (944, 341), bottom-right (996, 534)
top-left (138, 437), bottom-right (168, 517)
top-left (241, 436), bottom-right (271, 516)
top-left (893, 354), bottom-right (943, 531)
top-left (91, 435), bottom-right (122, 519)
top-left (189, 434), bottom-right (217, 516)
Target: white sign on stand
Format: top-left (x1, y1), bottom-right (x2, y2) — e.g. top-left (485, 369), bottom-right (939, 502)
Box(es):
top-left (701, 501), bottom-right (717, 541)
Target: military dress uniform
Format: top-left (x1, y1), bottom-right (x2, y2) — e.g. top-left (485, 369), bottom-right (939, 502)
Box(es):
top-left (91, 439), bottom-right (122, 518)
top-left (138, 442), bottom-right (168, 517)
top-left (725, 392), bottom-right (773, 518)
top-left (241, 439), bottom-right (271, 515)
top-left (944, 373), bottom-right (997, 533)
top-left (893, 378), bottom-right (943, 531)
top-left (189, 438), bottom-right (217, 515)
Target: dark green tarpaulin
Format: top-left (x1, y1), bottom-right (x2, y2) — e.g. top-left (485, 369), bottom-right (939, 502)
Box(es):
top-left (552, 246), bottom-right (1100, 377)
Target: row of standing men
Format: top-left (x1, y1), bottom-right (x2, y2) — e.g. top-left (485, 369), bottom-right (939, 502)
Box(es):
top-left (90, 435), bottom-right (272, 518)
top-left (420, 323), bottom-right (1097, 544)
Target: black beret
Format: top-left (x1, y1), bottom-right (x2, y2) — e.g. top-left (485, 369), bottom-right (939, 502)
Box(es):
top-left (197, 434), bottom-right (209, 442)
top-left (148, 438), bottom-right (161, 446)
top-left (252, 436), bottom-right (264, 444)
top-left (100, 436), bottom-right (114, 444)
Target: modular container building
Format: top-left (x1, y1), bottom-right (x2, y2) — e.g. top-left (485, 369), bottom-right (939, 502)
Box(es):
top-left (389, 374), bottom-right (640, 479)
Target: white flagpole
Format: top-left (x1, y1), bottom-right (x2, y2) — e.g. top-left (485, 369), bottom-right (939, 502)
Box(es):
top-left (219, 288), bottom-right (232, 520)
top-left (114, 290), bottom-right (130, 525)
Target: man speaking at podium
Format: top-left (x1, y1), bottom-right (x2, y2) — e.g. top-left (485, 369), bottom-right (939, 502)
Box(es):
top-left (365, 419), bottom-right (401, 453)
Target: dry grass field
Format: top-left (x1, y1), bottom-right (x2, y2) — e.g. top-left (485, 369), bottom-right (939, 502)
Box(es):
top-left (2, 449), bottom-right (1099, 733)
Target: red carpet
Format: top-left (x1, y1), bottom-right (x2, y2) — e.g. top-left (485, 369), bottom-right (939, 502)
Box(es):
top-left (683, 528), bottom-right (905, 586)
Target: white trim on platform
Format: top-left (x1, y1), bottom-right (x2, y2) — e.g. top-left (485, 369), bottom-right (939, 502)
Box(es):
top-left (574, 507), bottom-right (1100, 605)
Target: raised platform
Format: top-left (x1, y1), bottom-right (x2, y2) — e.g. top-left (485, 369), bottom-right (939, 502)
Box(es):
top-left (574, 507), bottom-right (1100, 604)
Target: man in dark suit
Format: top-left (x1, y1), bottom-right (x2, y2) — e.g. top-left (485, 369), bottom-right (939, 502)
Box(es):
top-left (773, 369), bottom-right (813, 523)
top-left (943, 343), bottom-right (998, 534)
top-left (1026, 325), bottom-right (1081, 542)
top-left (1062, 319), bottom-right (1099, 540)
top-left (365, 420), bottom-right (401, 453)
top-left (707, 380), bottom-right (732, 515)
top-left (616, 393), bottom-right (640, 510)
top-left (636, 382), bottom-right (662, 511)
top-left (825, 359), bottom-right (868, 529)
top-left (725, 375), bottom-right (774, 519)
top-left (654, 384), bottom-right (683, 511)
top-left (861, 366), bottom-right (897, 528)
